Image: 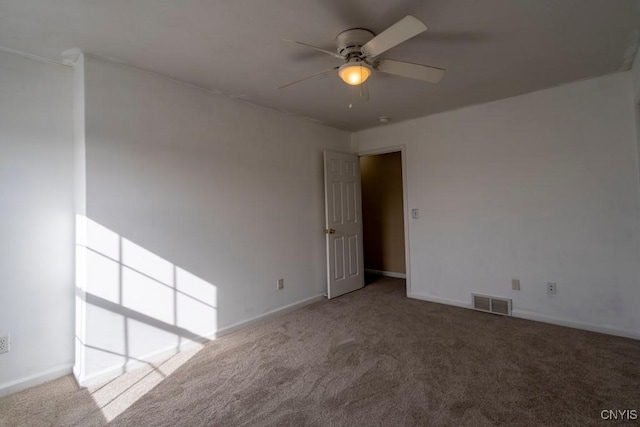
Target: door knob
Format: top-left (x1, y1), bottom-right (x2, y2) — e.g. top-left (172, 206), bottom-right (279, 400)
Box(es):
top-left (324, 228), bottom-right (336, 234)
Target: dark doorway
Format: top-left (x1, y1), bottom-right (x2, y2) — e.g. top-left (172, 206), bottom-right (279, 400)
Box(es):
top-left (360, 152), bottom-right (406, 285)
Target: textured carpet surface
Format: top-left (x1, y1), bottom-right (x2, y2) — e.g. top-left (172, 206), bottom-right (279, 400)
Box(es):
top-left (1, 276), bottom-right (639, 426)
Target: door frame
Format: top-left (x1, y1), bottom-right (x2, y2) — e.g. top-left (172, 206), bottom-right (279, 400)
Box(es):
top-left (357, 145), bottom-right (411, 297)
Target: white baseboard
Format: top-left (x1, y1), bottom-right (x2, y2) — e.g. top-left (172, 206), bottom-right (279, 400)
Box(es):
top-left (214, 293), bottom-right (325, 338)
top-left (365, 269), bottom-right (406, 279)
top-left (0, 363), bottom-right (74, 396)
top-left (75, 341), bottom-right (201, 387)
top-left (408, 292), bottom-right (472, 310)
top-left (76, 292), bottom-right (326, 387)
top-left (511, 308), bottom-right (640, 341)
top-left (408, 292), bottom-right (640, 341)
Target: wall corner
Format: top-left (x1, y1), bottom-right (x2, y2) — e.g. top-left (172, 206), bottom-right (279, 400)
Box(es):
top-left (350, 132), bottom-right (359, 154)
top-left (72, 51), bottom-right (88, 384)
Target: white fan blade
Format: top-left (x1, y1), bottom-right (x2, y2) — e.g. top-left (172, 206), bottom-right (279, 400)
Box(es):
top-left (361, 15), bottom-right (426, 58)
top-left (284, 39), bottom-right (345, 59)
top-left (375, 59), bottom-right (445, 83)
top-left (278, 67), bottom-right (339, 89)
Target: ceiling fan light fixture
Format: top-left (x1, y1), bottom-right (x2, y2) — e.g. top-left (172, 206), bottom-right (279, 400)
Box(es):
top-left (338, 60), bottom-right (372, 86)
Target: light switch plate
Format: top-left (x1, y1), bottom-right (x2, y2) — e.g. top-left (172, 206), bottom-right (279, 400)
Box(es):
top-left (412, 209), bottom-right (419, 219)
top-left (512, 279), bottom-right (520, 290)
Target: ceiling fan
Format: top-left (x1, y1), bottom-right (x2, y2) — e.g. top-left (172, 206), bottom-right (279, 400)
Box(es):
top-left (279, 15), bottom-right (445, 101)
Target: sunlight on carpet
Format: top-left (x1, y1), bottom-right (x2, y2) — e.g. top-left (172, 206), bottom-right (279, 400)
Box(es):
top-left (88, 345), bottom-right (203, 422)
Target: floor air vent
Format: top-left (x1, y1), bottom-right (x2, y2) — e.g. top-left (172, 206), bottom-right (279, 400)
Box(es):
top-left (472, 294), bottom-right (512, 316)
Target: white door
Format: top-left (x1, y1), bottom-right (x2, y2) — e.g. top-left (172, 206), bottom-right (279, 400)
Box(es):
top-left (324, 151), bottom-right (364, 298)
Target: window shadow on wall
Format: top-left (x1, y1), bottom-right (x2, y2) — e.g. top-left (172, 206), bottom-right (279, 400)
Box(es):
top-left (75, 215), bottom-right (217, 421)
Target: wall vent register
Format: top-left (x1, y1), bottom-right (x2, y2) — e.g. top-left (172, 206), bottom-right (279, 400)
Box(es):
top-left (472, 294), bottom-right (512, 316)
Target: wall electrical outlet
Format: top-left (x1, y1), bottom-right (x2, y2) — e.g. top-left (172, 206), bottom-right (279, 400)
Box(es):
top-left (277, 278), bottom-right (284, 290)
top-left (512, 279), bottom-right (520, 290)
top-left (0, 335), bottom-right (9, 354)
top-left (547, 282), bottom-right (557, 295)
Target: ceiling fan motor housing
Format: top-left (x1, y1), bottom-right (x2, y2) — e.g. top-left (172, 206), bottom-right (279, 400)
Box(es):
top-left (336, 28), bottom-right (375, 57)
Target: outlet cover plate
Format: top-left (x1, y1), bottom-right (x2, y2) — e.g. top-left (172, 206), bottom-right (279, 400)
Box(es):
top-left (0, 335), bottom-right (9, 354)
top-left (512, 279), bottom-right (520, 290)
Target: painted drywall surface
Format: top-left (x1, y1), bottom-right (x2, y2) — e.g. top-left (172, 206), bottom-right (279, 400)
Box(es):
top-left (633, 47), bottom-right (640, 194)
top-left (77, 55), bottom-right (349, 382)
top-left (354, 72), bottom-right (640, 336)
top-left (72, 53), bottom-right (88, 382)
top-left (632, 45), bottom-right (640, 103)
top-left (0, 51), bottom-right (75, 390)
top-left (360, 153), bottom-right (405, 274)
top-left (636, 103), bottom-right (640, 193)
top-left (73, 54), bottom-right (86, 217)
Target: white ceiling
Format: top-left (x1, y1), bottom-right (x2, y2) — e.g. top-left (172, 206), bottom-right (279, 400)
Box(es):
top-left (1, 0), bottom-right (639, 131)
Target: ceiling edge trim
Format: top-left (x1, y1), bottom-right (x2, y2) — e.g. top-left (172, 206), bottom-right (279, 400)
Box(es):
top-left (83, 52), bottom-right (344, 133)
top-left (0, 44), bottom-right (71, 67)
top-left (356, 70), bottom-right (631, 133)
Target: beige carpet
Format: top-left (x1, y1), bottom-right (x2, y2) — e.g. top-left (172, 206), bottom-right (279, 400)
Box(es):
top-left (1, 276), bottom-right (639, 426)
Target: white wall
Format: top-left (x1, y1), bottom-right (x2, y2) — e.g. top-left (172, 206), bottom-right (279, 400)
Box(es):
top-left (632, 47), bottom-right (640, 103)
top-left (632, 47), bottom-right (640, 194)
top-left (0, 51), bottom-right (75, 393)
top-left (353, 72), bottom-right (640, 338)
top-left (74, 55), bottom-right (350, 384)
top-left (3, 45), bottom-right (638, 394)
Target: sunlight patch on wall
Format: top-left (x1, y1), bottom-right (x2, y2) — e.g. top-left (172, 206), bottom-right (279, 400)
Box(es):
top-left (74, 215), bottom-right (217, 421)
top-left (176, 267), bottom-right (218, 338)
